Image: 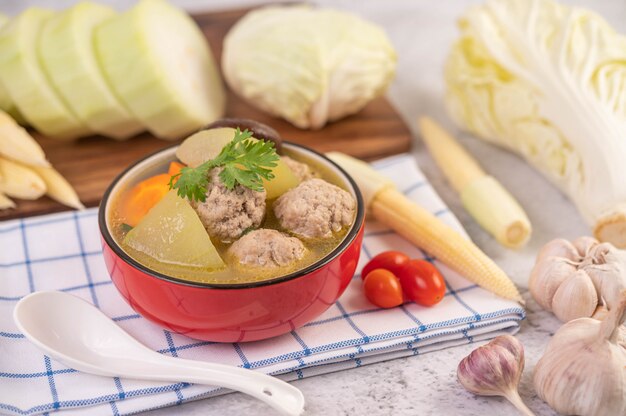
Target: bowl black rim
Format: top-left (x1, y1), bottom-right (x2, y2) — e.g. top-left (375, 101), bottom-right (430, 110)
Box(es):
top-left (98, 141), bottom-right (365, 290)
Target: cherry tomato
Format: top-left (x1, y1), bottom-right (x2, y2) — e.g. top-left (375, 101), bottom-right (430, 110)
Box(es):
top-left (363, 269), bottom-right (403, 308)
top-left (361, 251), bottom-right (410, 280)
top-left (398, 259), bottom-right (446, 306)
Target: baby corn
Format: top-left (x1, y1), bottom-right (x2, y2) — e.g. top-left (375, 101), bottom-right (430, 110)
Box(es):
top-left (327, 151), bottom-right (523, 303)
top-left (418, 117), bottom-right (531, 249)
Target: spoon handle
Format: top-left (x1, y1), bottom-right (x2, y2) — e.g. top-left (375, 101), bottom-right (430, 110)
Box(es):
top-left (121, 355), bottom-right (304, 416)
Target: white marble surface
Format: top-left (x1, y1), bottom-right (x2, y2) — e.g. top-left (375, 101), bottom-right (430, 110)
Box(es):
top-left (3, 0), bottom-right (625, 414)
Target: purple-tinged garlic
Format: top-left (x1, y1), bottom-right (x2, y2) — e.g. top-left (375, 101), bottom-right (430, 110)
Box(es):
top-left (457, 335), bottom-right (534, 416)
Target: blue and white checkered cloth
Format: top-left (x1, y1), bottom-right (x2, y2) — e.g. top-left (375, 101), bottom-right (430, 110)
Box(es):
top-left (0, 154), bottom-right (525, 415)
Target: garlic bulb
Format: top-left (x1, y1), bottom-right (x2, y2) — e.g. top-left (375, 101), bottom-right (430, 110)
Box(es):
top-left (533, 290), bottom-right (626, 416)
top-left (457, 335), bottom-right (534, 416)
top-left (529, 237), bottom-right (626, 322)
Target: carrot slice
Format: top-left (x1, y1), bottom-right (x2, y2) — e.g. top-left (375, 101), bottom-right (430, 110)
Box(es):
top-left (168, 161), bottom-right (185, 185)
top-left (119, 173), bottom-right (171, 227)
top-left (168, 161), bottom-right (184, 176)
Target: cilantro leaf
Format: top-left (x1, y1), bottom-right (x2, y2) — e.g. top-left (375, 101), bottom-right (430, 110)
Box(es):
top-left (169, 128), bottom-right (279, 202)
top-left (169, 165), bottom-right (211, 202)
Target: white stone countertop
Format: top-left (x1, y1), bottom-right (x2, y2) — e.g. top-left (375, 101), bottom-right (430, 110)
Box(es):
top-left (5, 0), bottom-right (625, 414)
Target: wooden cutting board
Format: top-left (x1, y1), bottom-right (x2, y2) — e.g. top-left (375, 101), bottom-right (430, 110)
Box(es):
top-left (1, 6), bottom-right (411, 221)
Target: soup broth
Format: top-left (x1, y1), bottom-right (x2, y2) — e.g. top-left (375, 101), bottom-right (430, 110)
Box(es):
top-left (109, 148), bottom-right (354, 285)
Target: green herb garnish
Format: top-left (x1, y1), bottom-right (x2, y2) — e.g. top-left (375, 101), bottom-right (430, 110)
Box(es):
top-left (169, 128), bottom-right (279, 202)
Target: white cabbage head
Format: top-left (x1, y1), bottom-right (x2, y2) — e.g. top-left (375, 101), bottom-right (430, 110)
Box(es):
top-left (445, 0), bottom-right (626, 247)
top-left (222, 5), bottom-right (397, 130)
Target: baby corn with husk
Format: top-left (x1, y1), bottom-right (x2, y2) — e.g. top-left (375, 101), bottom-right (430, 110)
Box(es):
top-left (0, 110), bottom-right (83, 210)
top-left (327, 152), bottom-right (523, 303)
top-left (0, 157), bottom-right (46, 200)
top-left (33, 166), bottom-right (84, 210)
top-left (0, 111), bottom-right (49, 167)
top-left (418, 117), bottom-right (531, 249)
top-left (0, 192), bottom-right (15, 209)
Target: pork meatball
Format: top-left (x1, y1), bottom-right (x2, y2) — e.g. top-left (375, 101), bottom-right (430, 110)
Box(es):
top-left (194, 168), bottom-right (266, 242)
top-left (274, 178), bottom-right (355, 239)
top-left (281, 155), bottom-right (318, 181)
top-left (228, 229), bottom-right (305, 267)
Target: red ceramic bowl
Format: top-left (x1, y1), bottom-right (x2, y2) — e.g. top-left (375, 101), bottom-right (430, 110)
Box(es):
top-left (99, 143), bottom-right (364, 342)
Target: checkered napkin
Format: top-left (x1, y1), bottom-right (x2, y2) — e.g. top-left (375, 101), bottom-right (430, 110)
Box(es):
top-left (0, 154), bottom-right (525, 416)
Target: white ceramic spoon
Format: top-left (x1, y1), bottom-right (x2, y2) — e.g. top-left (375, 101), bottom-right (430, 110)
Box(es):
top-left (13, 291), bottom-right (304, 416)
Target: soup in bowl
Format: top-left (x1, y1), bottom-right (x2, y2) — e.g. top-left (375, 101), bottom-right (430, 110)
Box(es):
top-left (99, 120), bottom-right (364, 342)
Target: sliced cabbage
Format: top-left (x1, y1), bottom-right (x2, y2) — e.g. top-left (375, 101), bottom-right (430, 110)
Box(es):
top-left (445, 0), bottom-right (626, 247)
top-left (222, 5), bottom-right (396, 129)
top-left (0, 8), bottom-right (90, 140)
top-left (39, 2), bottom-right (143, 140)
top-left (95, 0), bottom-right (225, 140)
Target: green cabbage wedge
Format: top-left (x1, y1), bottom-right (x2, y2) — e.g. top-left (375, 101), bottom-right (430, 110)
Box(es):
top-left (222, 5), bottom-right (397, 129)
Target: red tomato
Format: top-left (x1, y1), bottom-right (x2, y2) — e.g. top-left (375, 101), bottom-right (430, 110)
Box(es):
top-left (363, 269), bottom-right (403, 308)
top-left (398, 259), bottom-right (446, 306)
top-left (361, 251), bottom-right (410, 280)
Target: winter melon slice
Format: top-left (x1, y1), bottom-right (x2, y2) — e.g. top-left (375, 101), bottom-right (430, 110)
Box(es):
top-left (263, 158), bottom-right (300, 199)
top-left (176, 127), bottom-right (236, 167)
top-left (0, 13), bottom-right (24, 124)
top-left (39, 2), bottom-right (143, 140)
top-left (0, 14), bottom-right (11, 112)
top-left (95, 0), bottom-right (225, 140)
top-left (124, 190), bottom-right (224, 268)
top-left (0, 8), bottom-right (90, 140)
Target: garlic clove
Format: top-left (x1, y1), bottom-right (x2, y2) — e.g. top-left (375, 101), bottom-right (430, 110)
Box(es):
top-left (551, 270), bottom-right (597, 322)
top-left (491, 333), bottom-right (524, 362)
top-left (584, 242), bottom-right (613, 266)
top-left (537, 238), bottom-right (580, 262)
top-left (458, 335), bottom-right (524, 396)
top-left (458, 335), bottom-right (535, 416)
top-left (529, 256), bottom-right (576, 311)
top-left (592, 304), bottom-right (609, 320)
top-left (583, 243), bottom-right (626, 312)
top-left (572, 236), bottom-right (599, 257)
